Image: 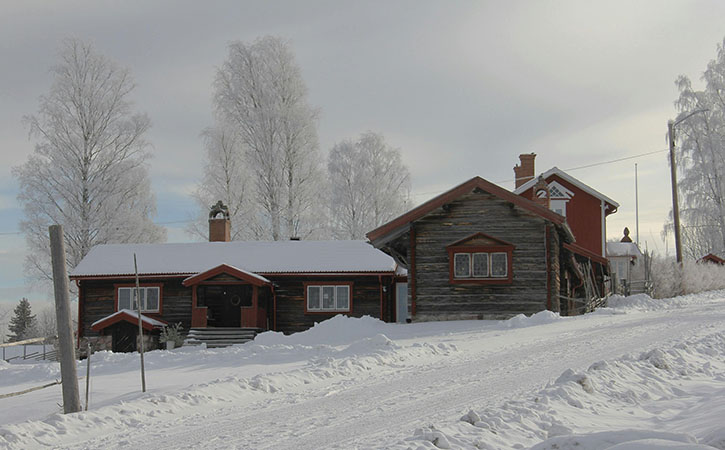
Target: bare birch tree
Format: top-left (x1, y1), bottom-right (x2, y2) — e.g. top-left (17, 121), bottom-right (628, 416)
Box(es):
top-left (13, 39), bottom-right (165, 285)
top-left (671, 37), bottom-right (725, 258)
top-left (328, 132), bottom-right (411, 239)
top-left (210, 36), bottom-right (324, 240)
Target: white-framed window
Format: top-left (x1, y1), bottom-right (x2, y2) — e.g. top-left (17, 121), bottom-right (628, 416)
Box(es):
top-left (118, 286), bottom-right (160, 313)
top-left (453, 252), bottom-right (508, 279)
top-left (550, 199), bottom-right (567, 217)
top-left (307, 285), bottom-right (350, 312)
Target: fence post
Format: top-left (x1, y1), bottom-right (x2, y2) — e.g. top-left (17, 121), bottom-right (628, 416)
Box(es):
top-left (49, 224), bottom-right (81, 414)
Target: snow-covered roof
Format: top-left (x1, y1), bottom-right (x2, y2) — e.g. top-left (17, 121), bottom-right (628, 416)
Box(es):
top-left (91, 309), bottom-right (167, 330)
top-left (514, 167), bottom-right (620, 209)
top-left (606, 242), bottom-right (643, 258)
top-left (71, 240), bottom-right (398, 278)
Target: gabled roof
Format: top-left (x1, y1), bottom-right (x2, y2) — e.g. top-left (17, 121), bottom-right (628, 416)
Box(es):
top-left (366, 176), bottom-right (572, 245)
top-left (514, 167), bottom-right (619, 210)
top-left (447, 232), bottom-right (514, 248)
top-left (91, 310), bottom-right (167, 332)
top-left (699, 253), bottom-right (725, 265)
top-left (182, 264), bottom-right (271, 287)
top-left (70, 240), bottom-right (397, 278)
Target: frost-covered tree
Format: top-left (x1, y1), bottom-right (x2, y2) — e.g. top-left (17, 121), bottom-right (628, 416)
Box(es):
top-left (210, 36), bottom-right (324, 240)
top-left (188, 124), bottom-right (255, 240)
top-left (670, 37), bottom-right (725, 259)
top-left (328, 132), bottom-right (411, 239)
top-left (35, 306), bottom-right (58, 339)
top-left (7, 298), bottom-right (36, 342)
top-left (13, 39), bottom-right (165, 284)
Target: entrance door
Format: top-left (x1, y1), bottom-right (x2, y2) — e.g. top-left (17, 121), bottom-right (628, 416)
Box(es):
top-left (111, 322), bottom-right (138, 352)
top-left (198, 285), bottom-right (252, 327)
top-left (396, 283), bottom-right (409, 323)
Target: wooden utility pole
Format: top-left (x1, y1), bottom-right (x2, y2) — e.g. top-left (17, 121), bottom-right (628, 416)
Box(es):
top-left (668, 120), bottom-right (683, 264)
top-left (49, 225), bottom-right (81, 414)
top-left (669, 109), bottom-right (709, 264)
top-left (134, 253), bottom-right (146, 392)
top-left (85, 342), bottom-right (91, 411)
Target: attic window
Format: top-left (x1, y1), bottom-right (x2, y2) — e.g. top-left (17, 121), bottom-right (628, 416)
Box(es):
top-left (447, 233), bottom-right (514, 285)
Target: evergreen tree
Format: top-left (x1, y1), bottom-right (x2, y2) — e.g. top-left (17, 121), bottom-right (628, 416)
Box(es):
top-left (7, 298), bottom-right (36, 342)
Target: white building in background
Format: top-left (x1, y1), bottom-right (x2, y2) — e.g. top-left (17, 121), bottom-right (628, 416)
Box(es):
top-left (606, 228), bottom-right (648, 295)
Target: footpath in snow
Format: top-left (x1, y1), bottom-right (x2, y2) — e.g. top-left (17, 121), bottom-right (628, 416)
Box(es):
top-left (1, 291), bottom-right (725, 449)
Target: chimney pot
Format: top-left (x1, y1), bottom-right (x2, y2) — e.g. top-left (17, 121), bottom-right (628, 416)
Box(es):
top-left (514, 153), bottom-right (536, 189)
top-left (209, 200), bottom-right (231, 242)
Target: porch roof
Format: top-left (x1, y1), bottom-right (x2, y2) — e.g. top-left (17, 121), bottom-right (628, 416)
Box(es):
top-left (182, 264), bottom-right (272, 287)
top-left (91, 309), bottom-right (167, 332)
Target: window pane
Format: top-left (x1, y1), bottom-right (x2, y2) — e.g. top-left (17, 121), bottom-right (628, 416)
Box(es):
top-left (454, 253), bottom-right (471, 278)
top-left (308, 286), bottom-right (321, 310)
top-left (491, 253), bottom-right (508, 277)
top-left (322, 286), bottom-right (335, 309)
top-left (118, 288), bottom-right (131, 310)
top-left (472, 253), bottom-right (489, 277)
top-left (137, 288), bottom-right (146, 311)
top-left (336, 286), bottom-right (349, 310)
top-left (146, 288), bottom-right (159, 311)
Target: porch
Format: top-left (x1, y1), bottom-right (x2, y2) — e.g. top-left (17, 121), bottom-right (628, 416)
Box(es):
top-left (183, 264), bottom-right (273, 331)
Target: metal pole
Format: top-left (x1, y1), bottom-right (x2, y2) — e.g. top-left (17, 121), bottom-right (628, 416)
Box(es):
top-left (134, 254), bottom-right (146, 393)
top-left (635, 163), bottom-right (639, 246)
top-left (49, 224), bottom-right (81, 413)
top-left (668, 121), bottom-right (683, 264)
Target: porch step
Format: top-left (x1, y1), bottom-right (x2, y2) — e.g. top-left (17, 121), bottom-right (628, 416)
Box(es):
top-left (184, 327), bottom-right (261, 348)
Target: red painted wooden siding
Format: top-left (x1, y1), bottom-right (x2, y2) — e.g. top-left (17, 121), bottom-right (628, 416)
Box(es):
top-left (519, 174), bottom-right (604, 256)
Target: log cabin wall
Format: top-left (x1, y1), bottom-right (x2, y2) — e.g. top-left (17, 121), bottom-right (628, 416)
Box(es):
top-left (272, 275), bottom-right (391, 334)
top-left (546, 222), bottom-right (561, 313)
top-left (411, 190), bottom-right (552, 321)
top-left (79, 278), bottom-right (192, 338)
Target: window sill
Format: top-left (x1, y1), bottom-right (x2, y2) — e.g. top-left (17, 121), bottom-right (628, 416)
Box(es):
top-left (450, 278), bottom-right (512, 285)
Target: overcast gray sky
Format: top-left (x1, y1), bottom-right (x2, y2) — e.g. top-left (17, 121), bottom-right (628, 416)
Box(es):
top-left (1, 0), bottom-right (724, 306)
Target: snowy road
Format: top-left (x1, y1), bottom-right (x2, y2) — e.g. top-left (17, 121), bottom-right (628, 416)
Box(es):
top-left (29, 295), bottom-right (722, 450)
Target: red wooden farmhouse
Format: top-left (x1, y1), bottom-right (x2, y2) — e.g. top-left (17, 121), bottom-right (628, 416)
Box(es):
top-left (71, 153), bottom-right (618, 351)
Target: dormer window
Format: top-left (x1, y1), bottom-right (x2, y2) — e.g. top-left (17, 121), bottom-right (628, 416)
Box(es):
top-left (447, 233), bottom-right (514, 284)
top-left (546, 181), bottom-right (574, 217)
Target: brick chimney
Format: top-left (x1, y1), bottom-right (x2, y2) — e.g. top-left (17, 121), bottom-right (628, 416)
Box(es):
top-left (208, 200), bottom-right (231, 242)
top-left (514, 153), bottom-right (536, 189)
top-left (532, 176), bottom-right (550, 209)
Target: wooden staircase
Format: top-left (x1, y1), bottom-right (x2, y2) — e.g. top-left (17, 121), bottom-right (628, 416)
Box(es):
top-left (184, 327), bottom-right (261, 348)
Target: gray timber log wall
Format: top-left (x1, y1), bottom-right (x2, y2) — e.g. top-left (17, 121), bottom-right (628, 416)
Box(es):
top-left (81, 279), bottom-right (192, 338)
top-left (273, 275), bottom-right (392, 334)
top-left (411, 190), bottom-right (552, 321)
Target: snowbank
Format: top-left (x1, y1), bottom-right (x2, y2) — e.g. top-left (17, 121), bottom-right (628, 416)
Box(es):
top-left (396, 331), bottom-right (725, 449)
top-left (254, 314), bottom-right (391, 346)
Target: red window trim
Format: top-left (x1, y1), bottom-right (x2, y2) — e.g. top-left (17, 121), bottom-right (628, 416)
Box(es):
top-left (447, 245), bottom-right (514, 285)
top-left (303, 281), bottom-right (354, 314)
top-left (113, 282), bottom-right (164, 315)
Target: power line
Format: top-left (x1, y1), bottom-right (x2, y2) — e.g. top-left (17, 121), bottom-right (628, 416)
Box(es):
top-left (0, 218), bottom-right (197, 237)
top-left (410, 148), bottom-right (667, 198)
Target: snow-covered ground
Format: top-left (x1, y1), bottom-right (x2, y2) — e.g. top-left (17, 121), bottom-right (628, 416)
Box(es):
top-left (1, 291), bottom-right (725, 449)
